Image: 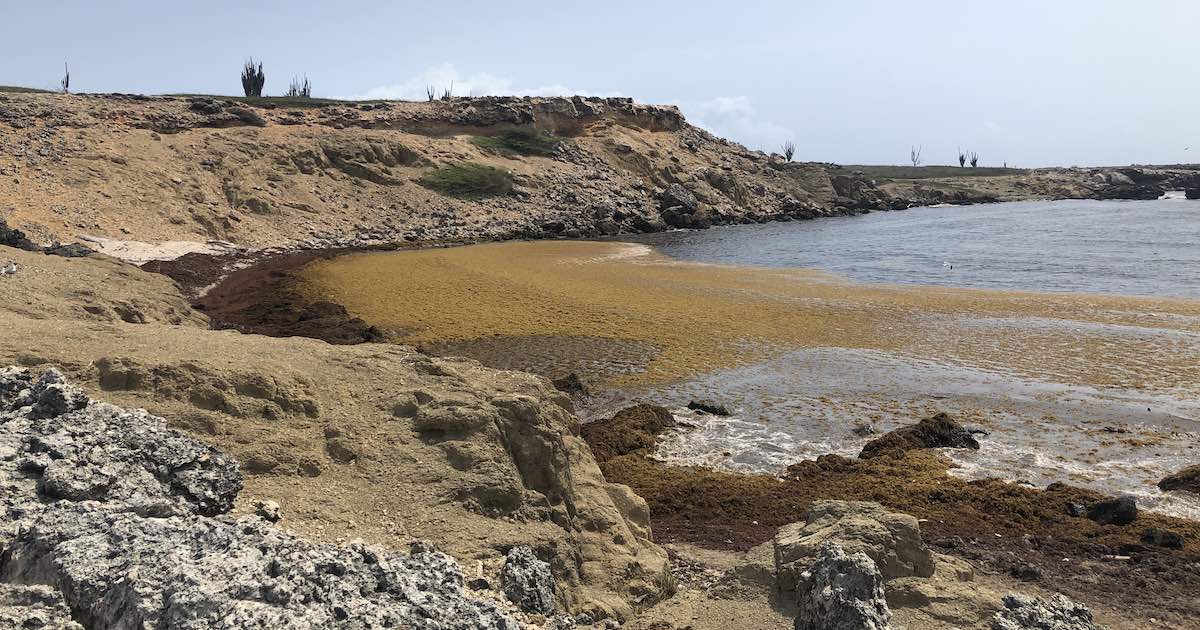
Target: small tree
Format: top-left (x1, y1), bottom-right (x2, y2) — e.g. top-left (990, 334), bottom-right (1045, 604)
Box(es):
top-left (910, 145), bottom-right (923, 167)
top-left (60, 63), bottom-right (70, 94)
top-left (957, 147), bottom-right (966, 168)
top-left (969, 152), bottom-right (978, 168)
top-left (241, 59), bottom-right (265, 97)
top-left (286, 75), bottom-right (311, 98)
top-left (781, 140), bottom-right (796, 162)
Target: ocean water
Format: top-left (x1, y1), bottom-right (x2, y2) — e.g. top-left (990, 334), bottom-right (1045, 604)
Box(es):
top-left (632, 197), bottom-right (1200, 298)
top-left (606, 198), bottom-right (1200, 518)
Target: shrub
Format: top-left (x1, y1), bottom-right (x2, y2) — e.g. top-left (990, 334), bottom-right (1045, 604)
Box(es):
top-left (781, 140), bottom-right (795, 162)
top-left (417, 163), bottom-right (514, 198)
top-left (286, 75), bottom-right (311, 98)
top-left (241, 59), bottom-right (265, 97)
top-left (471, 129), bottom-right (562, 157)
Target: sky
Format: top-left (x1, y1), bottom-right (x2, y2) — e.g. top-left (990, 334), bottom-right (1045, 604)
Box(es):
top-left (3, 0), bottom-right (1197, 167)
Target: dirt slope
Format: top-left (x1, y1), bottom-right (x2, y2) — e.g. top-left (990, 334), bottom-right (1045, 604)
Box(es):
top-left (3, 92), bottom-right (1195, 256)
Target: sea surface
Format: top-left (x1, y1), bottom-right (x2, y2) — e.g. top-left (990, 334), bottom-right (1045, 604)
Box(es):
top-left (631, 197), bottom-right (1200, 298)
top-left (609, 198), bottom-right (1200, 518)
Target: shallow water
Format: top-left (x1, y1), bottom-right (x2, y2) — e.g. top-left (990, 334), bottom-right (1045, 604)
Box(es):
top-left (610, 199), bottom-right (1200, 518)
top-left (632, 198), bottom-right (1200, 298)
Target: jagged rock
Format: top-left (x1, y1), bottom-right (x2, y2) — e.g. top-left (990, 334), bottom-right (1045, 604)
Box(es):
top-left (0, 583), bottom-right (83, 630)
top-left (991, 593), bottom-right (1104, 630)
top-left (551, 372), bottom-right (589, 398)
top-left (775, 500), bottom-right (934, 592)
top-left (1087, 495), bottom-right (1137, 526)
top-left (0, 217), bottom-right (38, 251)
top-left (501, 546), bottom-right (558, 615)
top-left (687, 400), bottom-right (730, 416)
top-left (0, 367), bottom-right (241, 517)
top-left (1186, 187), bottom-right (1200, 200)
top-left (794, 542), bottom-right (892, 630)
top-left (1158, 464), bottom-right (1200, 494)
top-left (0, 367), bottom-right (519, 629)
top-left (859, 413), bottom-right (981, 459)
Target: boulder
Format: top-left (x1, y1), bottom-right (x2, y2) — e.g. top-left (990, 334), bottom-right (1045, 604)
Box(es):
top-left (1086, 495), bottom-right (1137, 526)
top-left (794, 542), bottom-right (892, 630)
top-left (1158, 464), bottom-right (1200, 494)
top-left (859, 413), bottom-right (980, 459)
top-left (1141, 528), bottom-right (1183, 549)
top-left (991, 593), bottom-right (1103, 630)
top-left (1185, 188), bottom-right (1200, 200)
top-left (775, 500), bottom-right (934, 593)
top-left (500, 546), bottom-right (558, 615)
top-left (687, 400), bottom-right (731, 416)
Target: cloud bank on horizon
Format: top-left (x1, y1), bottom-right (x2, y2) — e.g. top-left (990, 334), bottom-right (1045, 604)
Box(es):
top-left (348, 64), bottom-right (794, 155)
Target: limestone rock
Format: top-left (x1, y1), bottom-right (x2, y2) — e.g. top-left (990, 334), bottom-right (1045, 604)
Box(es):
top-left (991, 593), bottom-right (1104, 630)
top-left (859, 413), bottom-right (980, 459)
top-left (775, 500), bottom-right (934, 593)
top-left (794, 542), bottom-right (892, 630)
top-left (501, 546), bottom-right (558, 615)
top-left (0, 583), bottom-right (83, 630)
top-left (0, 367), bottom-right (519, 630)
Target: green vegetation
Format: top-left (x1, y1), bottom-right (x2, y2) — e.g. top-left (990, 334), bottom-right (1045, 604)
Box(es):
top-left (837, 165), bottom-right (1026, 180)
top-left (417, 163), bottom-right (514, 199)
top-left (471, 129), bottom-right (562, 157)
top-left (241, 59), bottom-right (265, 97)
top-left (0, 86), bottom-right (54, 94)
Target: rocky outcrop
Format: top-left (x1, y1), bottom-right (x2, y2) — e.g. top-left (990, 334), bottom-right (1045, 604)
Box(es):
top-left (0, 584), bottom-right (83, 630)
top-left (775, 501), bottom-right (934, 592)
top-left (991, 593), bottom-right (1104, 630)
top-left (859, 413), bottom-right (981, 459)
top-left (794, 542), bottom-right (892, 630)
top-left (501, 546), bottom-right (558, 615)
top-left (1158, 464), bottom-right (1200, 494)
top-left (0, 367), bottom-right (518, 629)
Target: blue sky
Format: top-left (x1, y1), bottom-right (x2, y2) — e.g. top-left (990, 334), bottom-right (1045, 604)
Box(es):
top-left (4, 1), bottom-right (1197, 166)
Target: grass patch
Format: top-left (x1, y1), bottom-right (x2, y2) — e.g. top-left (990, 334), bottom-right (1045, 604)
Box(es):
top-left (417, 163), bottom-right (514, 199)
top-left (471, 129), bottom-right (562, 157)
top-left (0, 86), bottom-right (55, 94)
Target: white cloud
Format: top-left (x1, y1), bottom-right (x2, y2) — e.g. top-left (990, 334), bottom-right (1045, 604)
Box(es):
top-left (344, 63), bottom-right (623, 101)
top-left (678, 96), bottom-right (795, 153)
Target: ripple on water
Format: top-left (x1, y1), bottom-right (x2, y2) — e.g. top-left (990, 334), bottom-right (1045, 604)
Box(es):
top-left (587, 347), bottom-right (1200, 520)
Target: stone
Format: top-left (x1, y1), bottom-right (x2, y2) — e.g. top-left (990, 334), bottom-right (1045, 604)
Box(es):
top-left (1185, 188), bottom-right (1200, 200)
top-left (0, 367), bottom-right (519, 629)
top-left (859, 413), bottom-right (981, 458)
top-left (991, 593), bottom-right (1103, 630)
top-left (1141, 527), bottom-right (1184, 549)
top-left (253, 498), bottom-right (282, 522)
top-left (0, 583), bottom-right (83, 630)
top-left (687, 400), bottom-right (731, 416)
top-left (500, 546), bottom-right (557, 615)
top-left (794, 542), bottom-right (892, 630)
top-left (775, 500), bottom-right (934, 592)
top-left (1086, 495), bottom-right (1137, 526)
top-left (1158, 464), bottom-right (1200, 494)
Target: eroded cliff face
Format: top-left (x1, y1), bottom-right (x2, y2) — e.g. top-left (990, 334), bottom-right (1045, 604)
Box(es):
top-left (6, 91), bottom-right (1192, 257)
top-left (0, 246), bottom-right (669, 621)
